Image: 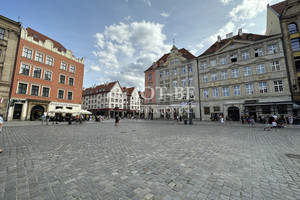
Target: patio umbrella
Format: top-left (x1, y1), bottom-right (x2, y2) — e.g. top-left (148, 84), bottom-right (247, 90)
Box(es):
top-left (48, 108), bottom-right (64, 114)
top-left (78, 109), bottom-right (92, 115)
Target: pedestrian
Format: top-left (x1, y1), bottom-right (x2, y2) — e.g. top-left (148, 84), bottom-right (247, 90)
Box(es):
top-left (40, 114), bottom-right (45, 125)
top-left (272, 120), bottom-right (279, 131)
top-left (288, 115), bottom-right (293, 125)
top-left (250, 116), bottom-right (255, 127)
top-left (220, 115), bottom-right (225, 124)
top-left (0, 114), bottom-right (3, 153)
top-left (263, 119), bottom-right (271, 131)
top-left (241, 115), bottom-right (245, 124)
top-left (115, 115), bottom-right (120, 126)
top-left (45, 114), bottom-right (50, 125)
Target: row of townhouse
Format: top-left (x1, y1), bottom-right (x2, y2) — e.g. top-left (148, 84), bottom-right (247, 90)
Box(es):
top-left (82, 81), bottom-right (142, 118)
top-left (0, 15), bottom-right (84, 121)
top-left (144, 0), bottom-right (300, 121)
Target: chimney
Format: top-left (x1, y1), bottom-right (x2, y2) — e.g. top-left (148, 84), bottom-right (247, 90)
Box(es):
top-left (238, 28), bottom-right (243, 36)
top-left (226, 32), bottom-right (233, 39)
top-left (217, 35), bottom-right (221, 42)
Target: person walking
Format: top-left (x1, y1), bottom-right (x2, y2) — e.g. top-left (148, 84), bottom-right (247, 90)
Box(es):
top-left (0, 114), bottom-right (3, 153)
top-left (45, 114), bottom-right (50, 125)
top-left (115, 115), bottom-right (120, 126)
top-left (40, 114), bottom-right (45, 125)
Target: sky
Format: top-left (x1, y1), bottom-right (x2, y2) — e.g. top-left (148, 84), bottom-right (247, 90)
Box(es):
top-left (1, 0), bottom-right (283, 90)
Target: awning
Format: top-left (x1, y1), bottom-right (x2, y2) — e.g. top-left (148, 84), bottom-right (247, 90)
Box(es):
top-left (293, 103), bottom-right (300, 109)
top-left (244, 101), bottom-right (293, 106)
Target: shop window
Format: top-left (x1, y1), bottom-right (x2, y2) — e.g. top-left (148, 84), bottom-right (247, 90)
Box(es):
top-left (204, 107), bottom-right (210, 115)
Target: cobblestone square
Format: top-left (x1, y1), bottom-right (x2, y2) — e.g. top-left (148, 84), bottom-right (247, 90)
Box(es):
top-left (0, 120), bottom-right (300, 200)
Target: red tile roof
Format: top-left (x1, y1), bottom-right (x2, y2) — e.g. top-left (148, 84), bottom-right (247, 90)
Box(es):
top-left (26, 27), bottom-right (67, 52)
top-left (145, 48), bottom-right (195, 72)
top-left (270, 1), bottom-right (286, 16)
top-left (82, 81), bottom-right (118, 96)
top-left (199, 33), bottom-right (273, 56)
top-left (122, 87), bottom-right (135, 95)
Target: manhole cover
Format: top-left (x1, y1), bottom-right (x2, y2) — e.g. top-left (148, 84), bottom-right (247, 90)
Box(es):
top-left (285, 154), bottom-right (300, 159)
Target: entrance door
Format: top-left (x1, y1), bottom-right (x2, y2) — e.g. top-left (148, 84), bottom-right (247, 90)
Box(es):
top-left (227, 106), bottom-right (240, 121)
top-left (30, 105), bottom-right (44, 121)
top-left (13, 104), bottom-right (23, 119)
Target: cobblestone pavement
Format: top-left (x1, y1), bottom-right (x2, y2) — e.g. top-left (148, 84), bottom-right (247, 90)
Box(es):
top-left (0, 120), bottom-right (300, 200)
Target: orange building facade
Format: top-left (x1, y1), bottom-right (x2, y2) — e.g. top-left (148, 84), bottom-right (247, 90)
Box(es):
top-left (7, 27), bottom-right (84, 121)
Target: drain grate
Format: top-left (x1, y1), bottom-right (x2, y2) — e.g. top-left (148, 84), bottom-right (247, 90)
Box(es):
top-left (285, 154), bottom-right (300, 159)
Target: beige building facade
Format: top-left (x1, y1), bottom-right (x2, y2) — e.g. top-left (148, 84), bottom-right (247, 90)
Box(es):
top-left (153, 45), bottom-right (200, 120)
top-left (0, 15), bottom-right (21, 119)
top-left (197, 31), bottom-right (293, 121)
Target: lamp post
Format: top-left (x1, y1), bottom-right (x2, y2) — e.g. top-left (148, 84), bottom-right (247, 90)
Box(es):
top-left (189, 99), bottom-right (193, 124)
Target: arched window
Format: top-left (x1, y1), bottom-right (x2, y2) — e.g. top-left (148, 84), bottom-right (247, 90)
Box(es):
top-left (288, 23), bottom-right (298, 34)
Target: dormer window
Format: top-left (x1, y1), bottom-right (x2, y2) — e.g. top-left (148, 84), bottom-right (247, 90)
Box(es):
top-left (230, 54), bottom-right (237, 62)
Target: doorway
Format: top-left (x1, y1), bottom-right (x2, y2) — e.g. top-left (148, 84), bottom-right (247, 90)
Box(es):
top-left (227, 106), bottom-right (240, 121)
top-left (13, 104), bottom-right (23, 119)
top-left (30, 105), bottom-right (44, 121)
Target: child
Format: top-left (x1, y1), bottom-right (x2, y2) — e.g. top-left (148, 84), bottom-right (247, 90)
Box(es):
top-left (272, 120), bottom-right (279, 131)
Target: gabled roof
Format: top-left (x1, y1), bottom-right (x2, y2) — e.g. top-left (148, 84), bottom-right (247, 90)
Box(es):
top-left (199, 33), bottom-right (272, 57)
top-left (82, 81), bottom-right (119, 96)
top-left (145, 48), bottom-right (195, 72)
top-left (270, 0), bottom-right (286, 16)
top-left (122, 87), bottom-right (135, 95)
top-left (26, 27), bottom-right (67, 52)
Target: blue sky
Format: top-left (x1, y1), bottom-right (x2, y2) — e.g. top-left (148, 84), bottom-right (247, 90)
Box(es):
top-left (1, 0), bottom-right (282, 90)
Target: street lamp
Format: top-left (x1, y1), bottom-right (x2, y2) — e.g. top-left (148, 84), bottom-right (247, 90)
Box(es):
top-left (189, 99), bottom-right (193, 124)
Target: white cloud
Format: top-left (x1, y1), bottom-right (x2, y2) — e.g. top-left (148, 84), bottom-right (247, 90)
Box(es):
top-left (90, 65), bottom-right (101, 72)
top-left (124, 15), bottom-right (133, 21)
top-left (143, 0), bottom-right (151, 6)
top-left (93, 21), bottom-right (171, 90)
top-left (229, 0), bottom-right (271, 22)
top-left (220, 0), bottom-right (233, 5)
top-left (161, 11), bottom-right (171, 17)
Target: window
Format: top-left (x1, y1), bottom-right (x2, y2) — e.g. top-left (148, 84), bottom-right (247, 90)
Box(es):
top-left (203, 75), bottom-right (208, 83)
top-left (211, 73), bottom-right (217, 81)
top-left (70, 65), bottom-right (75, 73)
top-left (181, 79), bottom-right (186, 86)
top-left (212, 88), bottom-right (219, 97)
top-left (160, 71), bottom-right (164, 78)
top-left (232, 68), bottom-right (239, 78)
top-left (44, 71), bottom-right (52, 80)
top-left (223, 87), bottom-right (229, 97)
top-left (22, 48), bottom-right (32, 59)
top-left (181, 66), bottom-right (186, 74)
top-left (165, 70), bottom-right (169, 77)
top-left (33, 67), bottom-right (41, 78)
top-left (35, 52), bottom-right (43, 63)
top-left (42, 87), bottom-right (50, 97)
top-left (58, 90), bottom-right (64, 99)
top-left (18, 83), bottom-right (27, 94)
top-left (268, 44), bottom-right (277, 54)
top-left (274, 80), bottom-right (283, 92)
top-left (213, 106), bottom-right (220, 112)
top-left (20, 64), bottom-right (30, 75)
top-left (243, 66), bottom-right (252, 76)
top-left (271, 61), bottom-right (280, 71)
top-left (259, 82), bottom-right (268, 93)
top-left (46, 56), bottom-right (53, 66)
top-left (0, 28), bottom-right (4, 39)
top-left (230, 54), bottom-right (237, 62)
top-left (210, 59), bottom-right (216, 67)
top-left (245, 84), bottom-right (254, 94)
top-left (201, 62), bottom-right (207, 69)
top-left (188, 65), bottom-right (193, 72)
top-left (204, 107), bottom-right (210, 115)
top-left (233, 85), bottom-right (240, 96)
top-left (31, 85), bottom-right (39, 96)
top-left (291, 38), bottom-right (300, 52)
top-left (254, 48), bottom-right (263, 57)
top-left (220, 57), bottom-right (226, 65)
top-left (256, 64), bottom-right (265, 74)
top-left (173, 80), bottom-right (177, 87)
top-left (221, 70), bottom-right (228, 80)
top-left (188, 77), bottom-right (193, 86)
top-left (69, 77), bottom-right (74, 86)
top-left (68, 92), bottom-right (73, 100)
top-left (173, 68), bottom-right (177, 75)
top-left (148, 74), bottom-right (152, 80)
top-left (203, 89), bottom-right (208, 98)
top-left (60, 75), bottom-right (65, 84)
top-left (242, 51), bottom-right (250, 60)
top-left (288, 23), bottom-right (298, 34)
top-left (165, 81), bottom-right (170, 88)
top-left (60, 62), bottom-right (67, 70)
